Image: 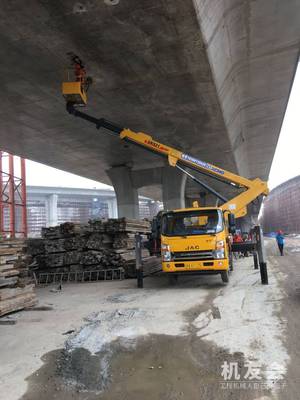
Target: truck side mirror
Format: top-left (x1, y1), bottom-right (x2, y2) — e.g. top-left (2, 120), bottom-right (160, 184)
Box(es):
top-left (228, 214), bottom-right (236, 234)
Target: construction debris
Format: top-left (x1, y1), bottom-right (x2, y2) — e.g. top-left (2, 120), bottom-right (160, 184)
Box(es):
top-left (27, 218), bottom-right (160, 281)
top-left (0, 240), bottom-right (37, 317)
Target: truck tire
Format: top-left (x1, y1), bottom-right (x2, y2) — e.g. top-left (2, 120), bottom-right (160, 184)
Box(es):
top-left (168, 274), bottom-right (178, 285)
top-left (221, 271), bottom-right (229, 283)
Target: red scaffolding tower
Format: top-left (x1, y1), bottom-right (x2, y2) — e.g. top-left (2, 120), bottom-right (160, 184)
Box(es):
top-left (0, 152), bottom-right (27, 238)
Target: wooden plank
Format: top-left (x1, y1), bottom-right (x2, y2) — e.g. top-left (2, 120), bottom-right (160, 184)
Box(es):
top-left (0, 255), bottom-right (19, 264)
top-left (0, 277), bottom-right (19, 288)
top-left (0, 269), bottom-right (20, 278)
top-left (0, 247), bottom-right (23, 255)
top-left (0, 294), bottom-right (37, 317)
top-left (0, 284), bottom-right (35, 301)
top-left (0, 264), bottom-right (18, 272)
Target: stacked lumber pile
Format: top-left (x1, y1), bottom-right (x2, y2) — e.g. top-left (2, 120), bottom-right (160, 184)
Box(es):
top-left (27, 218), bottom-right (160, 279)
top-left (0, 240), bottom-right (37, 317)
top-left (106, 218), bottom-right (151, 233)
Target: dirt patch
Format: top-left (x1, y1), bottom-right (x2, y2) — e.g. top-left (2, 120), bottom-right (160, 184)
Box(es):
top-left (21, 270), bottom-right (273, 400)
top-left (21, 333), bottom-right (271, 400)
top-left (21, 348), bottom-right (100, 400)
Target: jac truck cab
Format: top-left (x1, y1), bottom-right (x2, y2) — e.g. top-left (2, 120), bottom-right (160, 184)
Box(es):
top-left (160, 207), bottom-right (236, 283)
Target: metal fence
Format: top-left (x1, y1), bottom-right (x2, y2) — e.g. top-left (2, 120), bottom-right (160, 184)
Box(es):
top-left (33, 267), bottom-right (125, 286)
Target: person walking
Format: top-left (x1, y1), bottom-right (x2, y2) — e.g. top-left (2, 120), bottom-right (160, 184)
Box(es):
top-left (276, 230), bottom-right (284, 256)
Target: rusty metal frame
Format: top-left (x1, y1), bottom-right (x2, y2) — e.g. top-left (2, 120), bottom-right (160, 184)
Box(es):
top-left (0, 151), bottom-right (27, 238)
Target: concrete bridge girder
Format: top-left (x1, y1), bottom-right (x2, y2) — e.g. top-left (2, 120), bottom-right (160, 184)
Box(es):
top-left (194, 0), bottom-right (300, 180)
top-left (107, 166), bottom-right (187, 218)
top-left (107, 164), bottom-right (263, 225)
top-left (0, 0), bottom-right (298, 223)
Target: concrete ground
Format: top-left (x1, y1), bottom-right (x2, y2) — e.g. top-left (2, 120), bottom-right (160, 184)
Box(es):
top-left (0, 238), bottom-right (299, 400)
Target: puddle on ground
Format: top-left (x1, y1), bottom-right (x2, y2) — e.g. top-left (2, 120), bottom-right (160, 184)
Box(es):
top-left (21, 334), bottom-right (271, 400)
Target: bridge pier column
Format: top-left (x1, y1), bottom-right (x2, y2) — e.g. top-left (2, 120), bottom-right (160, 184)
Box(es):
top-left (236, 215), bottom-right (256, 234)
top-left (162, 167), bottom-right (187, 211)
top-left (46, 194), bottom-right (58, 227)
top-left (107, 166), bottom-right (139, 219)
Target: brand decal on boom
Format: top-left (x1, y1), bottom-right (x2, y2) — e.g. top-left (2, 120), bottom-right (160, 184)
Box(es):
top-left (182, 153), bottom-right (225, 175)
top-left (145, 140), bottom-right (168, 152)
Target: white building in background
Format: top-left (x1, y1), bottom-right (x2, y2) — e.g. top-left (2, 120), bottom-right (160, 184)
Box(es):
top-left (26, 186), bottom-right (161, 237)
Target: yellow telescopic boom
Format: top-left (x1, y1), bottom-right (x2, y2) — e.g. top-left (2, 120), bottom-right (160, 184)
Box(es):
top-left (64, 100), bottom-right (268, 218)
top-left (118, 128), bottom-right (269, 217)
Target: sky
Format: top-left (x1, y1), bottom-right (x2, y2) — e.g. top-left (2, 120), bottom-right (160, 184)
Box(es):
top-left (5, 63), bottom-right (299, 192)
top-left (268, 63), bottom-right (300, 190)
top-left (25, 160), bottom-right (112, 190)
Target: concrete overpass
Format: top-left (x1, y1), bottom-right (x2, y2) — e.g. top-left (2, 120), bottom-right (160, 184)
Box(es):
top-left (0, 1), bottom-right (299, 218)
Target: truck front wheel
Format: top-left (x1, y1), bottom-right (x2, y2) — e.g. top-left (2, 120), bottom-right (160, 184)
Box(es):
top-left (221, 271), bottom-right (229, 283)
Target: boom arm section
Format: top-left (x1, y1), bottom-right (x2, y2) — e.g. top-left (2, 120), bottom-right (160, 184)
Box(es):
top-left (66, 103), bottom-right (269, 217)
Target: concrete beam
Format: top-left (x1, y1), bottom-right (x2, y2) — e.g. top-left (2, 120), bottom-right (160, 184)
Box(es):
top-left (194, 0), bottom-right (300, 179)
top-left (162, 167), bottom-right (187, 210)
top-left (131, 168), bottom-right (163, 189)
top-left (132, 166), bottom-right (187, 211)
top-left (107, 166), bottom-right (139, 219)
top-left (0, 0), bottom-right (297, 208)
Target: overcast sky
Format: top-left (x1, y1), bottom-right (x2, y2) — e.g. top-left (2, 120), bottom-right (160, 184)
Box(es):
top-left (26, 160), bottom-right (112, 189)
top-left (268, 63), bottom-right (300, 189)
top-left (20, 63), bottom-right (300, 192)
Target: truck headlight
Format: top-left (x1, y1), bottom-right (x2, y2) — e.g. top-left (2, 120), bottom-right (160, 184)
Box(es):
top-left (161, 244), bottom-right (172, 262)
top-left (213, 249), bottom-right (225, 259)
top-left (214, 240), bottom-right (225, 259)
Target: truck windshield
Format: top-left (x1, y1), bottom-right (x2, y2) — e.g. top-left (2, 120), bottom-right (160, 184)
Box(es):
top-left (161, 210), bottom-right (223, 236)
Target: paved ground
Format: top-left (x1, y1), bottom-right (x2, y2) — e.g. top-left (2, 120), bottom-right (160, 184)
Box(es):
top-left (0, 238), bottom-right (299, 400)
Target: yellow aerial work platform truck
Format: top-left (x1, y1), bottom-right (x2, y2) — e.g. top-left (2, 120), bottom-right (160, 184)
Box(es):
top-left (62, 63), bottom-right (269, 284)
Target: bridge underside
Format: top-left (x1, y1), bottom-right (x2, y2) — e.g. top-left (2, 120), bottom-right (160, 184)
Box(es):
top-left (0, 0), bottom-right (299, 217)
